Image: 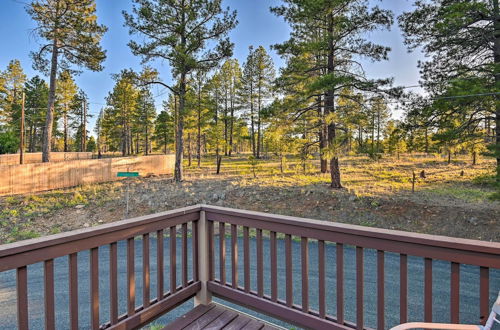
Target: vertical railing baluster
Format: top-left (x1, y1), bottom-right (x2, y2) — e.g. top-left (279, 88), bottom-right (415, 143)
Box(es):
top-left (219, 222), bottom-right (226, 285)
top-left (127, 238), bottom-right (135, 316)
top-left (16, 266), bottom-right (28, 330)
top-left (356, 246), bottom-right (364, 330)
top-left (243, 226), bottom-right (250, 293)
top-left (285, 234), bottom-right (293, 307)
top-left (318, 240), bottom-right (326, 319)
top-left (424, 258), bottom-right (433, 322)
top-left (157, 229), bottom-right (164, 300)
top-left (377, 250), bottom-right (385, 330)
top-left (270, 231), bottom-right (278, 302)
top-left (110, 242), bottom-right (118, 324)
top-left (450, 262), bottom-right (460, 323)
top-left (44, 259), bottom-right (55, 330)
top-left (336, 243), bottom-right (344, 324)
top-left (143, 234), bottom-right (150, 308)
top-left (480, 266), bottom-right (490, 325)
top-left (90, 247), bottom-right (99, 330)
top-left (69, 253), bottom-right (79, 330)
top-left (301, 237), bottom-right (309, 313)
top-left (256, 228), bottom-right (263, 297)
top-left (182, 223), bottom-right (188, 288)
top-left (193, 221), bottom-right (199, 282)
top-left (231, 224), bottom-right (238, 289)
top-left (400, 254), bottom-right (408, 324)
top-left (208, 221), bottom-right (214, 281)
top-left (170, 226), bottom-right (177, 293)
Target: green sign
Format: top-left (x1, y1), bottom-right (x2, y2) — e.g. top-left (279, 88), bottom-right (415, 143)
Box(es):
top-left (117, 172), bottom-right (139, 178)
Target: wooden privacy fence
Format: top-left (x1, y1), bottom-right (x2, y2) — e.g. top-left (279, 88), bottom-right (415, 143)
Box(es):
top-left (0, 155), bottom-right (174, 196)
top-left (0, 205), bottom-right (499, 329)
top-left (0, 152), bottom-right (92, 165)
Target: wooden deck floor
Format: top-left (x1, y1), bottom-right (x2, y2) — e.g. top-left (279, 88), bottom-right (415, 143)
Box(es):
top-left (162, 303), bottom-right (281, 330)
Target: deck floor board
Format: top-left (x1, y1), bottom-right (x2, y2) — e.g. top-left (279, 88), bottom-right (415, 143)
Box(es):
top-left (162, 303), bottom-right (280, 330)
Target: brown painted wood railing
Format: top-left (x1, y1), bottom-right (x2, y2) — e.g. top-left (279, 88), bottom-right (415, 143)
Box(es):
top-left (0, 205), bottom-right (201, 330)
top-left (1, 204), bottom-right (499, 330)
top-left (202, 205), bottom-right (500, 330)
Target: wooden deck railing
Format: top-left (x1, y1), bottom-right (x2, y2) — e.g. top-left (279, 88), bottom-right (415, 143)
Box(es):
top-left (202, 205), bottom-right (500, 330)
top-left (0, 205), bottom-right (201, 330)
top-left (0, 204), bottom-right (499, 330)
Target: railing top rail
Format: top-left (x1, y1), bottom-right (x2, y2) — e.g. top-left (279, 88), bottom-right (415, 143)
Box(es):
top-left (0, 205), bottom-right (201, 259)
top-left (201, 204), bottom-right (500, 256)
top-left (1, 204), bottom-right (498, 270)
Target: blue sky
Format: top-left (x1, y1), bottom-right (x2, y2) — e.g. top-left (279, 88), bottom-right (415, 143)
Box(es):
top-left (0, 0), bottom-right (424, 132)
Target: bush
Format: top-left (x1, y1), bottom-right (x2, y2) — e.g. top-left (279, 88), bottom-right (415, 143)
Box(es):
top-left (0, 129), bottom-right (19, 154)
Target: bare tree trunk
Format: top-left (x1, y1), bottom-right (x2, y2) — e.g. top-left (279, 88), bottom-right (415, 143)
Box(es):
top-left (145, 124), bottom-right (149, 156)
top-left (224, 91), bottom-right (228, 156)
top-left (42, 39), bottom-right (59, 163)
top-left (187, 132), bottom-right (192, 167)
top-left (82, 101), bottom-right (87, 152)
top-left (63, 110), bottom-right (68, 152)
top-left (257, 88), bottom-right (262, 159)
top-left (494, 0), bottom-right (500, 181)
top-left (174, 74), bottom-right (186, 182)
top-left (229, 101), bottom-right (234, 157)
top-left (424, 128), bottom-right (429, 154)
top-left (197, 105), bottom-right (201, 167)
top-left (326, 13), bottom-right (341, 188)
top-left (318, 95), bottom-right (328, 173)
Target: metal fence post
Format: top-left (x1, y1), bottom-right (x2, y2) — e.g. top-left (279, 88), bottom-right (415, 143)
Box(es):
top-left (194, 210), bottom-right (212, 306)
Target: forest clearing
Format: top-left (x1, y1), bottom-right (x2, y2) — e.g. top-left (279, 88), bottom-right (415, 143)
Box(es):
top-left (1, 154), bottom-right (498, 244)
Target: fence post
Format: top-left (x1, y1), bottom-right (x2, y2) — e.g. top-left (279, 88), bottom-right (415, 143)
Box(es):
top-left (194, 210), bottom-right (212, 306)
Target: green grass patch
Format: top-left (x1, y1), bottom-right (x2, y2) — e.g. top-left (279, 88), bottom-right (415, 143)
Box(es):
top-left (424, 185), bottom-right (493, 202)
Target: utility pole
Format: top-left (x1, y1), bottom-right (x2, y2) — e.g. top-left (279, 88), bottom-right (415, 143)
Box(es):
top-left (19, 92), bottom-right (25, 165)
top-left (82, 100), bottom-right (87, 152)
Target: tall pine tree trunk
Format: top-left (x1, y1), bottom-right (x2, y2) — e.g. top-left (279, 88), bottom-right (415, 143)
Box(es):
top-left (494, 0), bottom-right (500, 181)
top-left (318, 95), bottom-right (328, 173)
top-left (197, 96), bottom-right (202, 167)
top-left (229, 95), bottom-right (234, 157)
top-left (257, 89), bottom-right (261, 159)
top-left (63, 110), bottom-right (68, 152)
top-left (187, 132), bottom-right (192, 167)
top-left (42, 39), bottom-right (59, 163)
top-left (326, 13), bottom-right (341, 188)
top-left (174, 74), bottom-right (186, 182)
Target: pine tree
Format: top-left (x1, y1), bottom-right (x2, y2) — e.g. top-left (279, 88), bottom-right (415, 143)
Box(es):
top-left (105, 70), bottom-right (139, 156)
top-left (272, 0), bottom-right (395, 188)
top-left (55, 70), bottom-right (78, 152)
top-left (134, 88), bottom-right (156, 155)
top-left (70, 90), bottom-right (91, 152)
top-left (218, 59), bottom-right (243, 156)
top-left (399, 0), bottom-right (500, 180)
top-left (0, 60), bottom-right (27, 127)
top-left (154, 109), bottom-right (174, 155)
top-left (241, 46), bottom-right (275, 159)
top-left (124, 0), bottom-right (237, 181)
top-left (24, 76), bottom-right (49, 152)
top-left (241, 46), bottom-right (258, 157)
top-left (27, 0), bottom-right (107, 162)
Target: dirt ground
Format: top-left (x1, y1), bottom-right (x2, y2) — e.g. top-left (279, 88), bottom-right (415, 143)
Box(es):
top-left (1, 154), bottom-right (499, 243)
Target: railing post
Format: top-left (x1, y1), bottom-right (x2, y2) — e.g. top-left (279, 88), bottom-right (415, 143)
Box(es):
top-left (194, 210), bottom-right (212, 306)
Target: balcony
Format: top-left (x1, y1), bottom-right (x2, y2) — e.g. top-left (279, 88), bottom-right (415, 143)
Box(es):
top-left (0, 205), bottom-right (499, 329)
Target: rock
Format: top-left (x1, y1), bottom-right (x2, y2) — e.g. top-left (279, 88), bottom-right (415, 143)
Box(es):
top-left (219, 192), bottom-right (226, 200)
top-left (75, 204), bottom-right (85, 209)
top-left (467, 217), bottom-right (479, 226)
top-left (83, 223), bottom-right (90, 228)
top-left (212, 193), bottom-right (219, 201)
